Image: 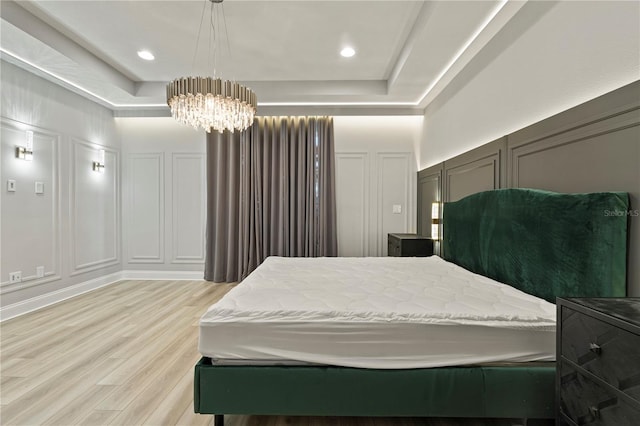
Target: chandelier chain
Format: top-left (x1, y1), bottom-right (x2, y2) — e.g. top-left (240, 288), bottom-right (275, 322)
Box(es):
top-left (167, 0), bottom-right (257, 134)
top-left (191, 0), bottom-right (208, 74)
top-left (221, 2), bottom-right (233, 72)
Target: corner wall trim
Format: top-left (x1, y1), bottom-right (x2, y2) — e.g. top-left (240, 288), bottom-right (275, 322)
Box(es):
top-left (0, 270), bottom-right (206, 322)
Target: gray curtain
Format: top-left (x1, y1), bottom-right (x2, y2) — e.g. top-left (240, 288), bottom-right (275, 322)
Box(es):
top-left (204, 116), bottom-right (337, 282)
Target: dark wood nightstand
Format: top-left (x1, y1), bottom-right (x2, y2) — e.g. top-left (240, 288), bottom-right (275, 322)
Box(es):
top-left (387, 233), bottom-right (433, 257)
top-left (556, 297), bottom-right (640, 426)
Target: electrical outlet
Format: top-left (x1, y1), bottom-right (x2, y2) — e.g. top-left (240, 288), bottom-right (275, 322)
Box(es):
top-left (9, 271), bottom-right (22, 283)
top-left (36, 266), bottom-right (45, 278)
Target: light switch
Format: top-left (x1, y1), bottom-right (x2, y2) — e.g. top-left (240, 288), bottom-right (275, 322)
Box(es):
top-left (7, 180), bottom-right (16, 192)
top-left (35, 181), bottom-right (44, 194)
top-left (392, 204), bottom-right (402, 214)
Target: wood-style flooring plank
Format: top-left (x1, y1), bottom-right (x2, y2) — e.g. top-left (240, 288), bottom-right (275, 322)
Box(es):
top-left (72, 409), bottom-right (121, 426)
top-left (1, 355), bottom-right (124, 425)
top-left (0, 280), bottom-right (227, 426)
top-left (141, 364), bottom-right (200, 426)
top-left (41, 384), bottom-right (117, 426)
top-left (105, 335), bottom-right (201, 424)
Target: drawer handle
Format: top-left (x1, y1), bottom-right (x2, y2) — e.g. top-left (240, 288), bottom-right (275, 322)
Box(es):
top-left (589, 406), bottom-right (600, 419)
top-left (589, 342), bottom-right (602, 354)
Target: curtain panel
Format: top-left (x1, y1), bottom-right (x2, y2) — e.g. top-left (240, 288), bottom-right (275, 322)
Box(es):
top-left (204, 116), bottom-right (337, 282)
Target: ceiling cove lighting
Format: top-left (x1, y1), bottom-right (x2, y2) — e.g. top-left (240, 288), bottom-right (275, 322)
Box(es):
top-left (340, 47), bottom-right (356, 58)
top-left (137, 50), bottom-right (155, 61)
top-left (16, 130), bottom-right (34, 161)
top-left (0, 47), bottom-right (164, 108)
top-left (417, 0), bottom-right (508, 104)
top-left (2, 0), bottom-right (505, 110)
top-left (167, 0), bottom-right (257, 133)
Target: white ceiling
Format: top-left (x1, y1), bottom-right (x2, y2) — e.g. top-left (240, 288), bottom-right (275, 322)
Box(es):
top-left (0, 0), bottom-right (528, 115)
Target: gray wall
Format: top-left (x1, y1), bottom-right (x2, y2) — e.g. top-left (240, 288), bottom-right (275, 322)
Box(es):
top-left (118, 116), bottom-right (421, 263)
top-left (419, 80), bottom-right (640, 296)
top-left (333, 117), bottom-right (420, 257)
top-left (116, 118), bottom-right (207, 272)
top-left (1, 61), bottom-right (121, 306)
top-left (443, 138), bottom-right (506, 202)
top-left (1, 61), bottom-right (422, 312)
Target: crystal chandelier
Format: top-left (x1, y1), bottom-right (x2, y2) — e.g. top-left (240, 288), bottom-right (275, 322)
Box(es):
top-left (166, 0), bottom-right (257, 133)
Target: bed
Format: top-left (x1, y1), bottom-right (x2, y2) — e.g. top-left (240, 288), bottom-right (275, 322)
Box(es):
top-left (194, 188), bottom-right (630, 425)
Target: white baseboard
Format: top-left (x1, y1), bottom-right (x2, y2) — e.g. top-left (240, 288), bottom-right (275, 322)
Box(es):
top-left (0, 272), bottom-right (123, 322)
top-left (0, 269), bottom-right (206, 322)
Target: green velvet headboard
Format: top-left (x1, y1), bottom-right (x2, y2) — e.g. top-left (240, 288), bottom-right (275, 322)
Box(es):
top-left (442, 188), bottom-right (629, 302)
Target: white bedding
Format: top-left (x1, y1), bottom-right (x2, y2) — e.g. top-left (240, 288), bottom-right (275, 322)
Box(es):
top-left (199, 256), bottom-right (556, 369)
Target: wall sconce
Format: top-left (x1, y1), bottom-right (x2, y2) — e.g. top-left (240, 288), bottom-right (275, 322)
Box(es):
top-left (15, 130), bottom-right (34, 161)
top-left (93, 149), bottom-right (105, 172)
top-left (431, 202), bottom-right (441, 241)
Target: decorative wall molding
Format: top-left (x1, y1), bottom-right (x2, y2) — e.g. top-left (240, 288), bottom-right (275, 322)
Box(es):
top-left (335, 152), bottom-right (370, 257)
top-left (443, 138), bottom-right (506, 202)
top-left (376, 152), bottom-right (412, 256)
top-left (418, 81), bottom-right (640, 296)
top-left (69, 138), bottom-right (120, 275)
top-left (0, 118), bottom-right (63, 292)
top-left (127, 153), bottom-right (165, 263)
top-left (507, 109), bottom-right (640, 188)
top-left (171, 153), bottom-right (206, 264)
top-left (506, 108), bottom-right (640, 297)
top-left (1, 271), bottom-right (62, 295)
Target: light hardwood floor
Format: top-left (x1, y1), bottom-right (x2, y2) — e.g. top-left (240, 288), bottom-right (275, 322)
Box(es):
top-left (1, 280), bottom-right (551, 426)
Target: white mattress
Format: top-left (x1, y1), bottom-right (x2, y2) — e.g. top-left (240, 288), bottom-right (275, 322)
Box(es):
top-left (199, 256), bottom-right (556, 369)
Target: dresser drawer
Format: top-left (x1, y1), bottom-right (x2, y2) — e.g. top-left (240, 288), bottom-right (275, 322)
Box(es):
top-left (559, 362), bottom-right (640, 426)
top-left (387, 233), bottom-right (433, 257)
top-left (561, 306), bottom-right (640, 401)
top-left (387, 239), bottom-right (401, 257)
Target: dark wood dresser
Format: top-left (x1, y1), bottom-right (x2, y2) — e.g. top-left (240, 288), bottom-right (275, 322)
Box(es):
top-left (557, 298), bottom-right (640, 425)
top-left (387, 233), bottom-right (433, 257)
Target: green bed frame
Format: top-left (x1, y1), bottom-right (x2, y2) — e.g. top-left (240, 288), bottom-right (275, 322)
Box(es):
top-left (194, 189), bottom-right (629, 425)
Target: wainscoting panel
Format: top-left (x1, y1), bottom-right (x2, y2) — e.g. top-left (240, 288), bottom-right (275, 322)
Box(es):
top-left (0, 120), bottom-right (62, 293)
top-left (127, 153), bottom-right (164, 263)
top-left (507, 109), bottom-right (639, 192)
top-left (508, 92), bottom-right (640, 296)
top-left (335, 153), bottom-right (369, 257)
top-left (171, 153), bottom-right (206, 264)
top-left (377, 153), bottom-right (412, 256)
top-left (70, 140), bottom-right (119, 275)
top-left (417, 81), bottom-right (639, 296)
top-left (443, 138), bottom-right (506, 202)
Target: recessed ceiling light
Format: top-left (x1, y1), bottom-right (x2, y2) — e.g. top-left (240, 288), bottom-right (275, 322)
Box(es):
top-left (340, 47), bottom-right (356, 58)
top-left (137, 50), bottom-right (155, 61)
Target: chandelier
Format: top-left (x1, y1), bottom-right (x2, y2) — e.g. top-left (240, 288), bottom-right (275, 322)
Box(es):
top-left (166, 0), bottom-right (257, 134)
